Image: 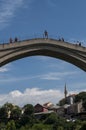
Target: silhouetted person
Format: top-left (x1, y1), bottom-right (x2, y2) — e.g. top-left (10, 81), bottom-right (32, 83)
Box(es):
top-left (58, 38), bottom-right (61, 41)
top-left (15, 37), bottom-right (18, 42)
top-left (44, 30), bottom-right (48, 38)
top-left (9, 38), bottom-right (13, 43)
top-left (62, 37), bottom-right (64, 42)
top-left (79, 42), bottom-right (81, 46)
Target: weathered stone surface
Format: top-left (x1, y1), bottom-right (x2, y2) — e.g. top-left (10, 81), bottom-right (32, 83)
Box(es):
top-left (0, 38), bottom-right (86, 71)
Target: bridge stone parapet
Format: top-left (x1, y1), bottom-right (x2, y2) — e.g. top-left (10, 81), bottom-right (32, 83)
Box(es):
top-left (0, 38), bottom-right (86, 71)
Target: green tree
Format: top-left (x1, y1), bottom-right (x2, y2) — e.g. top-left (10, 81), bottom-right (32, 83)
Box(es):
top-left (20, 104), bottom-right (35, 126)
top-left (82, 100), bottom-right (86, 111)
top-left (0, 107), bottom-right (8, 122)
top-left (6, 120), bottom-right (16, 130)
top-left (31, 123), bottom-right (52, 130)
top-left (79, 122), bottom-right (86, 130)
top-left (10, 106), bottom-right (21, 120)
top-left (19, 126), bottom-right (25, 130)
top-left (0, 103), bottom-right (16, 122)
top-left (0, 122), bottom-right (6, 130)
top-left (57, 126), bottom-right (64, 130)
top-left (44, 113), bottom-right (58, 124)
top-left (59, 98), bottom-right (66, 106)
top-left (4, 102), bottom-right (14, 111)
top-left (75, 92), bottom-right (86, 103)
top-left (73, 121), bottom-right (81, 130)
top-left (23, 104), bottom-right (34, 116)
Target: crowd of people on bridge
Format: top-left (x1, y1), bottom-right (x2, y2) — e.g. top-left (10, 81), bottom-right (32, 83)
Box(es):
top-left (9, 31), bottom-right (48, 43)
top-left (9, 37), bottom-right (18, 43)
top-left (2, 30), bottom-right (83, 48)
top-left (9, 34), bottom-right (65, 43)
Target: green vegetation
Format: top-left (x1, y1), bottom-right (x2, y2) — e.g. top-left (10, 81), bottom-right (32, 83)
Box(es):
top-left (59, 91), bottom-right (86, 110)
top-left (0, 91), bottom-right (86, 130)
top-left (0, 103), bottom-right (85, 130)
top-left (75, 91), bottom-right (86, 110)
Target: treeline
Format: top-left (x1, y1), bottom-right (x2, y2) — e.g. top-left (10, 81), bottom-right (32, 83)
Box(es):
top-left (0, 91), bottom-right (86, 130)
top-left (0, 102), bottom-right (86, 129)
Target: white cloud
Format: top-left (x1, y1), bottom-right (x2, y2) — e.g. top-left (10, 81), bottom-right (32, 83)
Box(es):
top-left (47, 0), bottom-right (57, 7)
top-left (0, 70), bottom-right (77, 82)
top-left (0, 88), bottom-right (63, 107)
top-left (10, 90), bottom-right (22, 97)
top-left (0, 64), bottom-right (11, 72)
top-left (0, 0), bottom-right (24, 29)
top-left (40, 71), bottom-right (77, 80)
top-left (0, 87), bottom-right (85, 107)
top-left (0, 67), bottom-right (8, 72)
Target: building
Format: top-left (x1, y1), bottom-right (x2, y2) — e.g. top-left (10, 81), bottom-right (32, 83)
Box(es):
top-left (66, 94), bottom-right (76, 105)
top-left (34, 103), bottom-right (54, 119)
top-left (43, 102), bottom-right (54, 109)
top-left (34, 103), bottom-right (48, 113)
top-left (67, 101), bottom-right (83, 115)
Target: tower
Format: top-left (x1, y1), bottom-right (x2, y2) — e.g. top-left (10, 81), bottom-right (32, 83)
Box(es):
top-left (64, 83), bottom-right (67, 101)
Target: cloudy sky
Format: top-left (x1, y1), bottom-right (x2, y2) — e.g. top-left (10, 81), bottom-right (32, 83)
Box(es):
top-left (0, 0), bottom-right (86, 107)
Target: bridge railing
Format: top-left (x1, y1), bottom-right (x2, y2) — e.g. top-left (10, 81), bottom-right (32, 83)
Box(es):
top-left (0, 33), bottom-right (82, 44)
top-left (0, 33), bottom-right (86, 50)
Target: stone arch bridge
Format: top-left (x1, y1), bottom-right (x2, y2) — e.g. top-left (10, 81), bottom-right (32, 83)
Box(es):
top-left (0, 38), bottom-right (86, 71)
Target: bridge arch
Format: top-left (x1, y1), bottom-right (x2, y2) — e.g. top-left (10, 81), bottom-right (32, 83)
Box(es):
top-left (0, 38), bottom-right (86, 71)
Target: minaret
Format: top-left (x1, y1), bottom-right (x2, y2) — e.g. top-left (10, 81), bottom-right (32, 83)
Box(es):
top-left (64, 83), bottom-right (67, 101)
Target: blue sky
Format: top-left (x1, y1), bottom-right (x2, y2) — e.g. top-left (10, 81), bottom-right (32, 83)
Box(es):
top-left (0, 0), bottom-right (86, 106)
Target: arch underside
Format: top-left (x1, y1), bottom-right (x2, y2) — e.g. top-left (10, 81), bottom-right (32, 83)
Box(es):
top-left (0, 47), bottom-right (86, 71)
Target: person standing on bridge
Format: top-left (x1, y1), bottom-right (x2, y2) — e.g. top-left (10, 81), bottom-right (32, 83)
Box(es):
top-left (14, 37), bottom-right (18, 42)
top-left (62, 37), bottom-right (64, 42)
top-left (9, 38), bottom-right (13, 43)
top-left (44, 30), bottom-right (48, 39)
